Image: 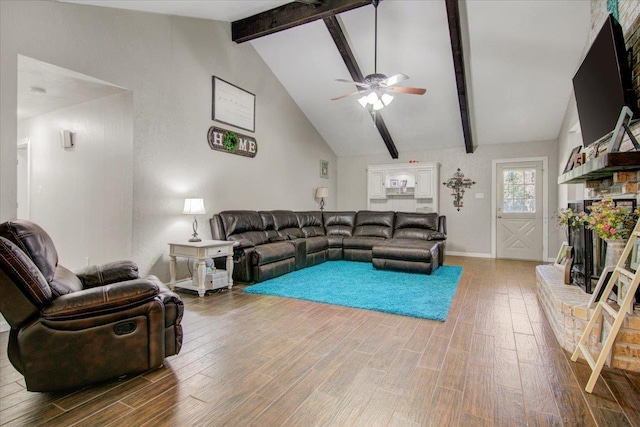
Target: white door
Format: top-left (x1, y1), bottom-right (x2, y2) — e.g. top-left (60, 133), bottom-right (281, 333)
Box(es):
top-left (496, 161), bottom-right (543, 260)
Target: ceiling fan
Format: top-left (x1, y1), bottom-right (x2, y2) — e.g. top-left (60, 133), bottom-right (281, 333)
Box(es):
top-left (331, 0), bottom-right (426, 111)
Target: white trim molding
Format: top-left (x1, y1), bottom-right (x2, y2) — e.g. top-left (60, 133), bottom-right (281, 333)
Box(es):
top-left (446, 251), bottom-right (493, 259)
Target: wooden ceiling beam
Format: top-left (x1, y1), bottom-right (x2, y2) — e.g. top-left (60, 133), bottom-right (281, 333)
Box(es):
top-left (324, 15), bottom-right (398, 159)
top-left (445, 0), bottom-right (475, 154)
top-left (232, 0), bottom-right (370, 44)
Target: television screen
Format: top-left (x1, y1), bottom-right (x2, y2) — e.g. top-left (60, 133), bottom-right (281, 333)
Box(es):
top-left (572, 14), bottom-right (637, 147)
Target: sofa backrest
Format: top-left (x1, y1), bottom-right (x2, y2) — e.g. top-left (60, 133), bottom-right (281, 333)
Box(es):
top-left (323, 212), bottom-right (356, 237)
top-left (296, 211), bottom-right (324, 238)
top-left (218, 210), bottom-right (268, 246)
top-left (393, 212), bottom-right (440, 240)
top-left (353, 211), bottom-right (395, 238)
top-left (272, 210), bottom-right (303, 239)
top-left (258, 211), bottom-right (279, 239)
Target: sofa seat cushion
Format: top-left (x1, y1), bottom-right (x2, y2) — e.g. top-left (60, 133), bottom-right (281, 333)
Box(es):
top-left (342, 236), bottom-right (385, 250)
top-left (372, 239), bottom-right (439, 262)
top-left (326, 235), bottom-right (343, 248)
top-left (252, 242), bottom-right (296, 266)
top-left (305, 236), bottom-right (329, 253)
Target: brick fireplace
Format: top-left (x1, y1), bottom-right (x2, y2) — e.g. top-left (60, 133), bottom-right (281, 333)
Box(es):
top-left (536, 264), bottom-right (640, 372)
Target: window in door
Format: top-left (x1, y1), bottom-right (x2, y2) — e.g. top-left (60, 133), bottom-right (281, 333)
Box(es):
top-left (502, 168), bottom-right (536, 213)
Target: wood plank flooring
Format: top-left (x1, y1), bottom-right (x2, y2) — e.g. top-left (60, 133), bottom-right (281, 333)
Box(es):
top-left (1, 257), bottom-right (639, 426)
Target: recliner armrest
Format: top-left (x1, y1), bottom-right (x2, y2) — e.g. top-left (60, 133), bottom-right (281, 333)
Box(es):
top-left (76, 260), bottom-right (139, 289)
top-left (233, 240), bottom-right (255, 250)
top-left (42, 279), bottom-right (159, 320)
top-left (438, 215), bottom-right (447, 235)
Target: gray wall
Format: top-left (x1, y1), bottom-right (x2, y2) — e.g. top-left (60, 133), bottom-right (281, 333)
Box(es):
top-left (337, 140), bottom-right (560, 259)
top-left (0, 0), bottom-right (337, 278)
top-left (17, 93), bottom-right (133, 270)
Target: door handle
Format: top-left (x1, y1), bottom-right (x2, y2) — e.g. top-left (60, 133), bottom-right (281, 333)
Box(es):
top-left (497, 215), bottom-right (502, 218)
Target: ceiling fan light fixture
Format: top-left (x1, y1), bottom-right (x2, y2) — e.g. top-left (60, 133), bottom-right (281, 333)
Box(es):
top-left (373, 100), bottom-right (385, 111)
top-left (357, 95), bottom-right (369, 108)
top-left (366, 92), bottom-right (379, 105)
top-left (381, 93), bottom-right (394, 106)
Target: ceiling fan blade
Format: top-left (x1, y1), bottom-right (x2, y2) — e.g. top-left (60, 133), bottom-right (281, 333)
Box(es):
top-left (386, 86), bottom-right (426, 95)
top-left (381, 73), bottom-right (409, 87)
top-left (335, 78), bottom-right (369, 88)
top-left (331, 91), bottom-right (363, 101)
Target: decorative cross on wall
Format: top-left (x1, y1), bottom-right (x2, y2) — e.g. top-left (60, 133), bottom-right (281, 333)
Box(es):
top-left (443, 168), bottom-right (476, 211)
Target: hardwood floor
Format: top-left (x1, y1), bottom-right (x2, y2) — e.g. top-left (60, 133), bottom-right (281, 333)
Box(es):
top-left (1, 257), bottom-right (639, 426)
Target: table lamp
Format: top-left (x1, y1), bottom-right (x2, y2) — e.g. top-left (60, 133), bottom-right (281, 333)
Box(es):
top-left (183, 198), bottom-right (206, 242)
top-left (315, 187), bottom-right (329, 211)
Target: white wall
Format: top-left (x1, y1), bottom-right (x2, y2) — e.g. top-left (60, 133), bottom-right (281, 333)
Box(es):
top-left (337, 140), bottom-right (560, 259)
top-left (17, 93), bottom-right (133, 270)
top-left (1, 1), bottom-right (337, 279)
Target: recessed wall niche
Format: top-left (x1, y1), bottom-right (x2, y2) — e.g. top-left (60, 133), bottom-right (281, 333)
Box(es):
top-left (17, 55), bottom-right (134, 270)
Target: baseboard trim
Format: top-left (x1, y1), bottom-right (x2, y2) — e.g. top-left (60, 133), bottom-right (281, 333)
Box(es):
top-left (446, 251), bottom-right (493, 259)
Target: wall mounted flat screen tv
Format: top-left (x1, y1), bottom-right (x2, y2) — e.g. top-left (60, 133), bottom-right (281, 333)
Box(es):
top-left (573, 14), bottom-right (638, 147)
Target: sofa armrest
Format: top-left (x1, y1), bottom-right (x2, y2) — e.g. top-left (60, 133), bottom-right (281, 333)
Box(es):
top-left (438, 215), bottom-right (447, 235)
top-left (42, 279), bottom-right (159, 320)
top-left (289, 238), bottom-right (307, 270)
top-left (427, 231), bottom-right (447, 241)
top-left (75, 261), bottom-right (139, 289)
top-left (233, 239), bottom-right (255, 250)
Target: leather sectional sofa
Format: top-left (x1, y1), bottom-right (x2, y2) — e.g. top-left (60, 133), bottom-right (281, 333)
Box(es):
top-left (210, 210), bottom-right (447, 283)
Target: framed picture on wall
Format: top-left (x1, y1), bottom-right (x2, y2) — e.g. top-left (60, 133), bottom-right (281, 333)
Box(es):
top-left (212, 76), bottom-right (256, 132)
top-left (389, 179), bottom-right (399, 188)
top-left (320, 160), bottom-right (329, 179)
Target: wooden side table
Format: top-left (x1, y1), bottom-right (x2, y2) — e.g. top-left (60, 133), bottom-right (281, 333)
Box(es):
top-left (168, 240), bottom-right (234, 297)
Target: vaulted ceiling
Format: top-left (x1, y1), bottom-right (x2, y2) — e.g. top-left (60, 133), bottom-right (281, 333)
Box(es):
top-left (58, 0), bottom-right (591, 158)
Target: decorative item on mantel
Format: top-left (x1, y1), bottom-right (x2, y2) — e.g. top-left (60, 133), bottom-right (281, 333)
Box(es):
top-left (443, 168), bottom-right (475, 211)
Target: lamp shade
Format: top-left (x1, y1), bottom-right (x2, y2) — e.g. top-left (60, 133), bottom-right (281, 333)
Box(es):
top-left (183, 198), bottom-right (206, 215)
top-left (315, 187), bottom-right (329, 199)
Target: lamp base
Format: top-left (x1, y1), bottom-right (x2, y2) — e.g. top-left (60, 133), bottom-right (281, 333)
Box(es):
top-left (189, 217), bottom-right (201, 242)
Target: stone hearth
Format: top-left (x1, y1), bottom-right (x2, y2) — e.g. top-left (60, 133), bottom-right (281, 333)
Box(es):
top-left (536, 264), bottom-right (640, 372)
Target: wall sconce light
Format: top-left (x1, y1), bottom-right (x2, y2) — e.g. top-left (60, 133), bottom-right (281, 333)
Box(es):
top-left (183, 198), bottom-right (206, 242)
top-left (315, 187), bottom-right (329, 211)
top-left (60, 130), bottom-right (74, 148)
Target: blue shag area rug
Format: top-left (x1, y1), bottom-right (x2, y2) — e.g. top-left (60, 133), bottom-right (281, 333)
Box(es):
top-left (244, 261), bottom-right (463, 321)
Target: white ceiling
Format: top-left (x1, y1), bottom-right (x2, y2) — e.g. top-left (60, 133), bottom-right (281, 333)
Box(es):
top-left (54, 0), bottom-right (591, 157)
top-left (18, 55), bottom-right (128, 120)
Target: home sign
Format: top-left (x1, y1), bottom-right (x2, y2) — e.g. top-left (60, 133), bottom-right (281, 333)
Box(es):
top-left (207, 127), bottom-right (257, 158)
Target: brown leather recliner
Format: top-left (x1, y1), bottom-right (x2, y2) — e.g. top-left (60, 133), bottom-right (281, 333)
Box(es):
top-left (0, 220), bottom-right (183, 392)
